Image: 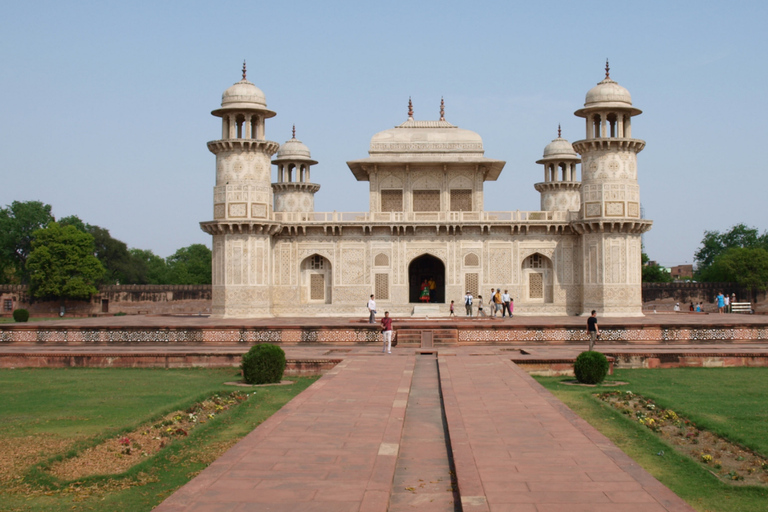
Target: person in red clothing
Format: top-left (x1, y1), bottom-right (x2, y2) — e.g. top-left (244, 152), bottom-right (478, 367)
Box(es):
top-left (381, 311), bottom-right (393, 353)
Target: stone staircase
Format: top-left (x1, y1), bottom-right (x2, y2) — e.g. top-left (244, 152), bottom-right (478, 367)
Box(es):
top-left (395, 328), bottom-right (458, 347)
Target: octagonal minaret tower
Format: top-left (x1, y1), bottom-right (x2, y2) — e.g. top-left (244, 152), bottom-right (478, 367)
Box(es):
top-left (571, 61), bottom-right (652, 316)
top-left (534, 126), bottom-right (581, 212)
top-left (272, 126), bottom-right (320, 214)
top-left (201, 63), bottom-right (280, 317)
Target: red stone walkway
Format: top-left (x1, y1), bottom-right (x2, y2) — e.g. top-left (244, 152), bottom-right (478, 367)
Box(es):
top-left (154, 353), bottom-right (695, 512)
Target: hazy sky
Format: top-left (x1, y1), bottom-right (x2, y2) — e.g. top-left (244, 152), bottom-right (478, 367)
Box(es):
top-left (2, 1), bottom-right (766, 265)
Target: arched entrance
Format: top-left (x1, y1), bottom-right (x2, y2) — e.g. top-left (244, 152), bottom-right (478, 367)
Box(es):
top-left (408, 254), bottom-right (445, 303)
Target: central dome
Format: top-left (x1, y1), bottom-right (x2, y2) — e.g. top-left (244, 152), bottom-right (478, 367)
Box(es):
top-left (369, 119), bottom-right (484, 154)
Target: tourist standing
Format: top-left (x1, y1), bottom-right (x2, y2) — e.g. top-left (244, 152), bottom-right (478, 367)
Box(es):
top-left (587, 310), bottom-right (599, 351)
top-left (488, 289), bottom-right (496, 317)
top-left (367, 294), bottom-right (377, 323)
top-left (420, 280), bottom-right (431, 302)
top-left (724, 294), bottom-right (730, 313)
top-left (449, 300), bottom-right (455, 318)
top-left (509, 298), bottom-right (514, 317)
top-left (674, 303), bottom-right (680, 312)
top-left (716, 292), bottom-right (725, 314)
top-left (464, 291), bottom-right (473, 316)
top-left (501, 290), bottom-right (511, 317)
top-left (381, 311), bottom-right (393, 354)
top-left (477, 295), bottom-right (486, 317)
top-left (428, 277), bottom-right (436, 302)
top-left (493, 289), bottom-right (502, 317)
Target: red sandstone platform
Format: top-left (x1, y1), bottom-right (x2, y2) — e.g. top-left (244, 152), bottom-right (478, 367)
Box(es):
top-left (153, 352), bottom-right (696, 512)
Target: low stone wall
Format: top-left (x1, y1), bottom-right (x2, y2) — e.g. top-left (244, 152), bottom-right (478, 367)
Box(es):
top-left (642, 282), bottom-right (767, 313)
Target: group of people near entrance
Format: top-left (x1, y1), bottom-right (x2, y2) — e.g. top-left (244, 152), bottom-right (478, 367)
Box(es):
top-left (460, 289), bottom-right (513, 318)
top-left (419, 278), bottom-right (437, 302)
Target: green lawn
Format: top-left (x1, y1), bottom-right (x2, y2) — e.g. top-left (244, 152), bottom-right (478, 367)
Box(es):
top-left (0, 367), bottom-right (319, 511)
top-left (536, 368), bottom-right (768, 512)
top-left (0, 317), bottom-right (61, 324)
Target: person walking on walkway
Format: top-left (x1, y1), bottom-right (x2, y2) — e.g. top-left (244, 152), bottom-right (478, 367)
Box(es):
top-left (464, 291), bottom-right (473, 316)
top-left (494, 289), bottom-right (503, 317)
top-left (367, 294), bottom-right (377, 323)
top-left (477, 295), bottom-right (486, 317)
top-left (587, 310), bottom-right (599, 351)
top-left (716, 292), bottom-right (725, 314)
top-left (381, 311), bottom-right (393, 353)
top-left (509, 297), bottom-right (514, 317)
top-left (501, 290), bottom-right (511, 317)
top-left (449, 300), bottom-right (455, 318)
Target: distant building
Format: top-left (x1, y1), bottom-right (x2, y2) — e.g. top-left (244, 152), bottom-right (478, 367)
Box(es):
top-left (670, 264), bottom-right (693, 280)
top-left (201, 62), bottom-right (652, 317)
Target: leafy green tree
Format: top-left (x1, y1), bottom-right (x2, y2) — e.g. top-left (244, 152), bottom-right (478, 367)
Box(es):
top-left (166, 244), bottom-right (212, 285)
top-left (59, 215), bottom-right (134, 284)
top-left (0, 201), bottom-right (54, 283)
top-left (694, 224), bottom-right (768, 279)
top-left (641, 250), bottom-right (672, 283)
top-left (26, 223), bottom-right (105, 301)
top-left (128, 248), bottom-right (169, 284)
top-left (704, 247), bottom-right (768, 290)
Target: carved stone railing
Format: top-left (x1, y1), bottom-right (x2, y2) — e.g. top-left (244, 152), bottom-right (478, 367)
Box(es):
top-left (273, 210), bottom-right (571, 224)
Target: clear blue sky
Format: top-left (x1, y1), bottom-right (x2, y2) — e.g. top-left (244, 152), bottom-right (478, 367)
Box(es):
top-left (1, 0), bottom-right (766, 265)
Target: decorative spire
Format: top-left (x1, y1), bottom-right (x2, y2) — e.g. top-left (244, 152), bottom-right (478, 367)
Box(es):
top-left (605, 58), bottom-right (610, 79)
top-left (292, 124), bottom-right (296, 139)
top-left (440, 97), bottom-right (445, 121)
top-left (408, 97), bottom-right (413, 120)
top-left (242, 60), bottom-right (247, 80)
top-left (557, 124), bottom-right (561, 138)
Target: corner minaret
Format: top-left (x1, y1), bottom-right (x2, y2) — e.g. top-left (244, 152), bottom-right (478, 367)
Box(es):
top-left (201, 63), bottom-right (280, 317)
top-left (534, 125), bottom-right (581, 212)
top-left (272, 126), bottom-right (320, 214)
top-left (571, 61), bottom-right (652, 316)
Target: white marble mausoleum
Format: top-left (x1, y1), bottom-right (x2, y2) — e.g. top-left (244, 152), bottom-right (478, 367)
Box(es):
top-left (200, 63), bottom-right (652, 317)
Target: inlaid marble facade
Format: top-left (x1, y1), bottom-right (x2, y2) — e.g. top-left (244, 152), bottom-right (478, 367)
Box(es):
top-left (200, 64), bottom-right (652, 317)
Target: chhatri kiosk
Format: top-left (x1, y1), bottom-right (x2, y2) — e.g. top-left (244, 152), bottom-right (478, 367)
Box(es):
top-left (200, 63), bottom-right (651, 318)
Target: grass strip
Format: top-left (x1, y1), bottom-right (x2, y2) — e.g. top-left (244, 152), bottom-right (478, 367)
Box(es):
top-left (536, 368), bottom-right (768, 512)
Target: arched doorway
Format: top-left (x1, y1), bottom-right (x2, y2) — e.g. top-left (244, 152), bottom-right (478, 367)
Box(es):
top-left (300, 254), bottom-right (332, 304)
top-left (408, 254), bottom-right (445, 303)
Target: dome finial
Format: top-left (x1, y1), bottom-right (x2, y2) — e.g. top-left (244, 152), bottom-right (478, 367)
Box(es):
top-left (605, 58), bottom-right (610, 79)
top-left (408, 97), bottom-right (414, 120)
top-left (558, 124), bottom-right (561, 138)
top-left (292, 124), bottom-right (296, 139)
top-left (242, 60), bottom-right (247, 80)
top-left (440, 97), bottom-right (445, 121)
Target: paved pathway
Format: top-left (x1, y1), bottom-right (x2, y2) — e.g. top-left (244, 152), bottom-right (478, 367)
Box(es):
top-left (154, 352), bottom-right (695, 512)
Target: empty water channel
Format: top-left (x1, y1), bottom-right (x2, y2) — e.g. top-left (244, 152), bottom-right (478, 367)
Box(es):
top-left (390, 353), bottom-right (461, 511)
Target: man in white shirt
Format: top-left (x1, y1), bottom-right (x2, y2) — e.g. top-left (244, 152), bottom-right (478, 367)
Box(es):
top-left (464, 292), bottom-right (473, 317)
top-left (367, 294), bottom-right (376, 323)
top-left (501, 290), bottom-right (511, 317)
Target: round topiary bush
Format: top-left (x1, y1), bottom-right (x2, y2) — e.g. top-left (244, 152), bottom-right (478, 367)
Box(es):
top-left (12, 309), bottom-right (29, 322)
top-left (573, 351), bottom-right (609, 384)
top-left (241, 343), bottom-right (286, 385)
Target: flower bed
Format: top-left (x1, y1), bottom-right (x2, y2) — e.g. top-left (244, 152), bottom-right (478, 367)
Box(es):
top-left (598, 390), bottom-right (768, 485)
top-left (48, 391), bottom-right (248, 481)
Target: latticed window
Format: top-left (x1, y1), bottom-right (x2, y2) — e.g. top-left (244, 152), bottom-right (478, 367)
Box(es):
top-left (310, 274), bottom-right (325, 300)
top-left (450, 189), bottom-right (472, 211)
top-left (375, 273), bottom-right (389, 300)
top-left (374, 253), bottom-right (389, 267)
top-left (524, 253), bottom-right (545, 269)
top-left (464, 253), bottom-right (479, 267)
top-left (3, 299), bottom-right (12, 312)
top-left (381, 190), bottom-right (403, 212)
top-left (309, 255), bottom-right (325, 270)
top-left (413, 190), bottom-right (440, 212)
top-left (465, 273), bottom-right (479, 297)
top-left (529, 273), bottom-right (544, 299)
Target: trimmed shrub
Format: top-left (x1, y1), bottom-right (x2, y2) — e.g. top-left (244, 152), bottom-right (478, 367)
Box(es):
top-left (573, 351), bottom-right (609, 384)
top-left (241, 344), bottom-right (286, 384)
top-left (12, 309), bottom-right (30, 322)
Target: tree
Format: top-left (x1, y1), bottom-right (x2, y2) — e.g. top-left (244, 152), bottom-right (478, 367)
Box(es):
top-left (641, 250), bottom-right (672, 283)
top-left (0, 201), bottom-right (54, 283)
top-left (59, 215), bottom-right (134, 284)
top-left (166, 244), bottom-right (212, 285)
top-left (694, 224), bottom-right (768, 280)
top-left (26, 223), bottom-right (106, 301)
top-left (704, 247), bottom-right (768, 290)
top-left (128, 248), bottom-right (169, 284)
